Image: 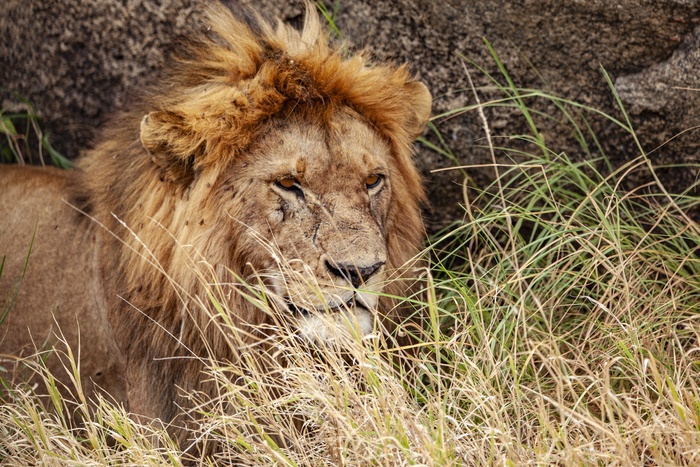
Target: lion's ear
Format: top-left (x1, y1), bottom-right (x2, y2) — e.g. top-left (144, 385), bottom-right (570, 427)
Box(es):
top-left (403, 81), bottom-right (432, 139)
top-left (140, 111), bottom-right (197, 186)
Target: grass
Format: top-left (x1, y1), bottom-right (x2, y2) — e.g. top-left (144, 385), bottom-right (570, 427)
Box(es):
top-left (0, 91), bottom-right (73, 168)
top-left (2, 52), bottom-right (700, 465)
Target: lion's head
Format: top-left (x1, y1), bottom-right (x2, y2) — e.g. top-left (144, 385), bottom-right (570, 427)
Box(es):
top-left (212, 109), bottom-right (407, 340)
top-left (86, 4), bottom-right (430, 341)
top-left (72, 1), bottom-right (431, 431)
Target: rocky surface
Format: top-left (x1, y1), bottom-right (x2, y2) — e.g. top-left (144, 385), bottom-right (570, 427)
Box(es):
top-left (2, 0), bottom-right (699, 227)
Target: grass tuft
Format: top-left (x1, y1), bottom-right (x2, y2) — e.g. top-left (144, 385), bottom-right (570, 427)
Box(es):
top-left (0, 91), bottom-right (73, 168)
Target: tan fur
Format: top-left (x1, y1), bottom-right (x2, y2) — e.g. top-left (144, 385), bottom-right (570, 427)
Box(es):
top-left (0, 1), bottom-right (431, 448)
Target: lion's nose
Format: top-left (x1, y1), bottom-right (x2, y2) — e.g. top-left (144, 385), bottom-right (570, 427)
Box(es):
top-left (325, 260), bottom-right (384, 288)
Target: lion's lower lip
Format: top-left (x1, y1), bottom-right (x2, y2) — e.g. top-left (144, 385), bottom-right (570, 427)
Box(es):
top-left (286, 297), bottom-right (366, 316)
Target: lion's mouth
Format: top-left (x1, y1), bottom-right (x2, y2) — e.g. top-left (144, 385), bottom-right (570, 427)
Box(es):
top-left (286, 296), bottom-right (370, 317)
top-left (285, 296), bottom-right (375, 341)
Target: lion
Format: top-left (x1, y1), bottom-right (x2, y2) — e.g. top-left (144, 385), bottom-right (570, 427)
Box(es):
top-left (0, 0), bottom-right (431, 448)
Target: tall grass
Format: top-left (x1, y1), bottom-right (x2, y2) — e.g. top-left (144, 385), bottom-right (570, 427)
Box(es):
top-left (2, 54), bottom-right (700, 466)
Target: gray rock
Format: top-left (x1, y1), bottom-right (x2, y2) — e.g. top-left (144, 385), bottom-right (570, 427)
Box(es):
top-left (2, 0), bottom-right (699, 227)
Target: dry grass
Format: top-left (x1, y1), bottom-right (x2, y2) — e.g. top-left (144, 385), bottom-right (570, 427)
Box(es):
top-left (2, 56), bottom-right (700, 466)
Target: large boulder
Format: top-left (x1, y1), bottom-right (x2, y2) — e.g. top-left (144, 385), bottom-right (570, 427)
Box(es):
top-left (2, 0), bottom-right (699, 226)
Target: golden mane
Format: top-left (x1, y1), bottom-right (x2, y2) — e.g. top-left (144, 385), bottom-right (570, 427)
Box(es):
top-left (143, 2), bottom-right (430, 171)
top-left (65, 0), bottom-right (431, 442)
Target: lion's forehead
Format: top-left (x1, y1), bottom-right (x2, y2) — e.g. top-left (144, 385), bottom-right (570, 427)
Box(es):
top-left (256, 111), bottom-right (391, 183)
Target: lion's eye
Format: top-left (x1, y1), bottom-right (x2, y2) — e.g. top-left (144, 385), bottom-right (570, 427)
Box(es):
top-left (276, 177), bottom-right (298, 189)
top-left (275, 176), bottom-right (304, 198)
top-left (365, 174), bottom-right (383, 189)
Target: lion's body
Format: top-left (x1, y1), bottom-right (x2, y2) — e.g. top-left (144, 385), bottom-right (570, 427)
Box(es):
top-left (0, 166), bottom-right (126, 403)
top-left (0, 2), bottom-right (431, 446)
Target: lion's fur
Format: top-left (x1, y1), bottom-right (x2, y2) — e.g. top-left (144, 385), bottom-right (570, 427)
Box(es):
top-left (0, 1), bottom-right (431, 449)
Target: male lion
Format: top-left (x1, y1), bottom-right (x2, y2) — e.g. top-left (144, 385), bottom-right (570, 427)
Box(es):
top-left (0, 0), bottom-right (431, 445)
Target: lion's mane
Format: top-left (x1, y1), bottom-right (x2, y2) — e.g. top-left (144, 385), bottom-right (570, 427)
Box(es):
top-left (73, 1), bottom-right (430, 435)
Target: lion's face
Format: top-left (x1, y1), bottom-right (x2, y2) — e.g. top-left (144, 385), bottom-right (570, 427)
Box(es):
top-left (227, 109), bottom-right (395, 340)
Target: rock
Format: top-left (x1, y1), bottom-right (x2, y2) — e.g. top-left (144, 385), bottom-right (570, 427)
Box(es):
top-left (614, 26), bottom-right (700, 196)
top-left (2, 0), bottom-right (699, 227)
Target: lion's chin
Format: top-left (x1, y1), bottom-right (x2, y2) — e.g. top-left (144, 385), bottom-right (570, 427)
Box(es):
top-left (297, 307), bottom-right (373, 343)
